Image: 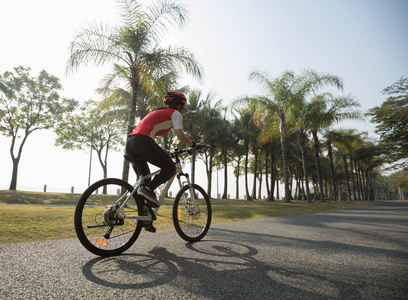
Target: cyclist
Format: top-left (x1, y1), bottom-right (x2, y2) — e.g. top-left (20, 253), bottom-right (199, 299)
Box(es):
top-left (126, 91), bottom-right (196, 208)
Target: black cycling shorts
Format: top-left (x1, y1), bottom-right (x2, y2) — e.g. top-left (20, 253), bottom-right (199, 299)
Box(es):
top-left (126, 134), bottom-right (176, 190)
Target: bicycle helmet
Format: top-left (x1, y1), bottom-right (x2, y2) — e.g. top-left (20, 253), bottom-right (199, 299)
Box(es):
top-left (164, 91), bottom-right (187, 107)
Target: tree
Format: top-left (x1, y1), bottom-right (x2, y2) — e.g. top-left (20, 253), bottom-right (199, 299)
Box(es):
top-left (354, 140), bottom-right (383, 200)
top-left (217, 113), bottom-right (239, 199)
top-left (308, 93), bottom-right (361, 201)
top-left (199, 97), bottom-right (223, 198)
top-left (183, 88), bottom-right (205, 183)
top-left (291, 99), bottom-right (316, 202)
top-left (248, 70), bottom-right (301, 202)
top-left (55, 100), bottom-right (125, 187)
top-left (389, 170), bottom-right (408, 200)
top-left (231, 139), bottom-right (246, 199)
top-left (323, 129), bottom-right (345, 200)
top-left (0, 66), bottom-right (77, 190)
top-left (368, 77), bottom-right (408, 169)
top-left (252, 100), bottom-right (281, 201)
top-left (66, 0), bottom-right (203, 183)
top-left (334, 129), bottom-right (366, 200)
top-left (232, 103), bottom-right (258, 201)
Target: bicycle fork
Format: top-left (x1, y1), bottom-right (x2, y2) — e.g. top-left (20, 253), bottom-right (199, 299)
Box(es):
top-left (177, 172), bottom-right (199, 215)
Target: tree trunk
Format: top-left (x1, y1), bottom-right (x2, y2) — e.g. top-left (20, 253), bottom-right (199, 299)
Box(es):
top-left (235, 158), bottom-right (241, 199)
top-left (244, 141), bottom-right (252, 201)
top-left (355, 160), bottom-right (362, 200)
top-left (312, 131), bottom-right (325, 202)
top-left (8, 133), bottom-right (29, 190)
top-left (9, 158), bottom-right (19, 191)
top-left (96, 149), bottom-right (108, 194)
top-left (207, 145), bottom-right (214, 198)
top-left (191, 152), bottom-right (196, 184)
top-left (343, 155), bottom-right (352, 201)
top-left (327, 142), bottom-right (338, 201)
top-left (268, 142), bottom-right (276, 201)
top-left (299, 133), bottom-right (312, 202)
top-left (122, 73), bottom-right (139, 184)
top-left (279, 114), bottom-right (291, 203)
top-left (251, 145), bottom-right (258, 199)
top-left (222, 150), bottom-right (228, 199)
top-left (349, 155), bottom-right (357, 200)
top-left (369, 171), bottom-right (375, 200)
top-left (258, 174), bottom-right (263, 199)
top-left (265, 147), bottom-right (270, 196)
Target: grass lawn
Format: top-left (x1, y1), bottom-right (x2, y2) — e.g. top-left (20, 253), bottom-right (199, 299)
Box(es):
top-left (0, 190), bottom-right (379, 245)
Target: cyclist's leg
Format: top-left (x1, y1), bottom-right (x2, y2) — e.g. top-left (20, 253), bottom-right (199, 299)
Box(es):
top-left (144, 138), bottom-right (176, 190)
top-left (127, 134), bottom-right (176, 204)
top-left (126, 135), bottom-right (158, 231)
top-left (126, 135), bottom-right (151, 180)
top-left (128, 135), bottom-right (176, 190)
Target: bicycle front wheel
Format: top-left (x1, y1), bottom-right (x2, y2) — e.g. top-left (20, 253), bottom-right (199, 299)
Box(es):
top-left (172, 184), bottom-right (212, 242)
top-left (74, 178), bottom-right (143, 256)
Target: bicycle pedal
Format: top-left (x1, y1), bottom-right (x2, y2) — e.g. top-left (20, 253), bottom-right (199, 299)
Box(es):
top-left (144, 222), bottom-right (156, 233)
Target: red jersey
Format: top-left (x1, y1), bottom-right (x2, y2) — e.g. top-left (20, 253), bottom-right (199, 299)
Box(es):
top-left (129, 108), bottom-right (183, 139)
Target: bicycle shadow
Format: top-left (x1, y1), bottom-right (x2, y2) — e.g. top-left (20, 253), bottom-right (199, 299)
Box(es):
top-left (81, 240), bottom-right (323, 299)
top-left (81, 249), bottom-right (178, 289)
top-left (81, 240), bottom-right (259, 290)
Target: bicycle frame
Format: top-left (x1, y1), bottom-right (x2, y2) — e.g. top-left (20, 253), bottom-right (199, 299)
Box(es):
top-left (111, 151), bottom-right (198, 222)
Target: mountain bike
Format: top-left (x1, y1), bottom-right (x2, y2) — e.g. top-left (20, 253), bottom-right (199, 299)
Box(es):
top-left (74, 145), bottom-right (211, 257)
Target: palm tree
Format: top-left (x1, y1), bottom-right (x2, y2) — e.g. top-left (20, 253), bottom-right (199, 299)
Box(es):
top-left (252, 98), bottom-right (281, 201)
top-left (291, 99), bottom-right (317, 202)
top-left (183, 88), bottom-right (205, 183)
top-left (199, 96), bottom-right (223, 198)
top-left (248, 70), bottom-right (299, 202)
top-left (323, 129), bottom-right (345, 200)
top-left (232, 102), bottom-right (259, 201)
top-left (248, 103), bottom-right (262, 200)
top-left (334, 129), bottom-right (364, 200)
top-left (356, 143), bottom-right (383, 200)
top-left (217, 113), bottom-right (240, 199)
top-left (309, 94), bottom-right (361, 201)
top-left (66, 0), bottom-right (203, 183)
top-left (230, 118), bottom-right (246, 199)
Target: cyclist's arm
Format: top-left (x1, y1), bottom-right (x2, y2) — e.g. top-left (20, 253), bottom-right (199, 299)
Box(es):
top-left (174, 129), bottom-right (194, 147)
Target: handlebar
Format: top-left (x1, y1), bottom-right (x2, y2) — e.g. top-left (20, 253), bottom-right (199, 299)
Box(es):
top-left (170, 144), bottom-right (206, 158)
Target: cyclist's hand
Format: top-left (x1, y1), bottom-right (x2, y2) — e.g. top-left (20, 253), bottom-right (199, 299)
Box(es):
top-left (191, 143), bottom-right (205, 152)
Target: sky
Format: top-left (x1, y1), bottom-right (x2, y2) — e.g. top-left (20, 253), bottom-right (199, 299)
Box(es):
top-left (0, 0), bottom-right (407, 197)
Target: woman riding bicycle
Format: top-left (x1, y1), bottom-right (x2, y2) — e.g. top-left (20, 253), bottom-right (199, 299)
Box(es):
top-left (126, 91), bottom-right (196, 207)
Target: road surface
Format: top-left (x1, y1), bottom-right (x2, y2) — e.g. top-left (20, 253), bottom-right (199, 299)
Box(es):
top-left (1, 201), bottom-right (407, 299)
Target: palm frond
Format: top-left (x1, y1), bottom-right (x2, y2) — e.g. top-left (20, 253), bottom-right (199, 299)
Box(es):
top-left (66, 22), bottom-right (126, 75)
top-left (144, 0), bottom-right (188, 42)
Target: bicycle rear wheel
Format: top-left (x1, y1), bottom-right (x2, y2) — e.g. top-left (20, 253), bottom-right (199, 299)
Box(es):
top-left (172, 184), bottom-right (212, 242)
top-left (74, 178), bottom-right (143, 256)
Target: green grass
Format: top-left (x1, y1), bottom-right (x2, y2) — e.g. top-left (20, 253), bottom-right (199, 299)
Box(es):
top-left (0, 190), bottom-right (379, 245)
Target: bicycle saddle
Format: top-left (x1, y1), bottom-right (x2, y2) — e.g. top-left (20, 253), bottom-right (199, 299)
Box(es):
top-left (124, 152), bottom-right (141, 162)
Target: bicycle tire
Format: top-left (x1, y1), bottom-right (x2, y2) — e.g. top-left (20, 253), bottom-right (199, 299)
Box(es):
top-left (172, 184), bottom-right (212, 242)
top-left (74, 178), bottom-right (143, 256)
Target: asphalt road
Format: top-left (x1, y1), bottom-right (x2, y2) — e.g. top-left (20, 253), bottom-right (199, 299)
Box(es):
top-left (1, 201), bottom-right (407, 299)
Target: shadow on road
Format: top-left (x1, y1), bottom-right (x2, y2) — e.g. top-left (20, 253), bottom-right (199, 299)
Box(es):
top-left (81, 240), bottom-right (325, 298)
top-left (80, 202), bottom-right (408, 299)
